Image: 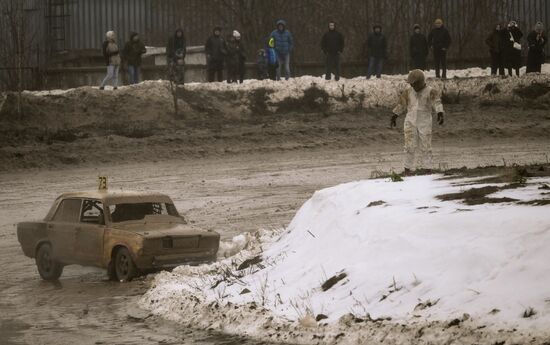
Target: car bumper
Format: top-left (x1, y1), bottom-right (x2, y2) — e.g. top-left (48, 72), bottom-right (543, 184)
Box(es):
top-left (135, 251), bottom-right (217, 270)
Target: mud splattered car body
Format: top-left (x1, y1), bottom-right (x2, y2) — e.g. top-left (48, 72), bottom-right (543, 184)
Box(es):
top-left (17, 191), bottom-right (220, 281)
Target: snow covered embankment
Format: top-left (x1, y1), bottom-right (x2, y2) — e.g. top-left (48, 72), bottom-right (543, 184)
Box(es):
top-left (141, 172), bottom-right (550, 343)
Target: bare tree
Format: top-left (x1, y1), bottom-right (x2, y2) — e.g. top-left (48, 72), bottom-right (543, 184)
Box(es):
top-left (0, 0), bottom-right (40, 113)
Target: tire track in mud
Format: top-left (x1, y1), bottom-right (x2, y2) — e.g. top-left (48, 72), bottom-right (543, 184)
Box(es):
top-left (1, 144), bottom-right (550, 344)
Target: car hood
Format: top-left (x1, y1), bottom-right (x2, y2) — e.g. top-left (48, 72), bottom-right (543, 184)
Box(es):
top-left (110, 221), bottom-right (217, 239)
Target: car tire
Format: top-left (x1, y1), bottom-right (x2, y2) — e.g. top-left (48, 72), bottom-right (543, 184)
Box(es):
top-left (114, 247), bottom-right (138, 282)
top-left (36, 243), bottom-right (63, 281)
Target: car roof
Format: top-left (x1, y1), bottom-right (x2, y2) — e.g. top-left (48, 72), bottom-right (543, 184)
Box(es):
top-left (57, 190), bottom-right (174, 204)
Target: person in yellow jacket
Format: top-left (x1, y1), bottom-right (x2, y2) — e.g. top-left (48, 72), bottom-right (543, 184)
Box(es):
top-left (391, 69), bottom-right (444, 174)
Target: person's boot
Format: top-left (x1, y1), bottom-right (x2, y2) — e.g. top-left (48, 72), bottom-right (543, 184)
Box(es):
top-left (99, 86), bottom-right (104, 90)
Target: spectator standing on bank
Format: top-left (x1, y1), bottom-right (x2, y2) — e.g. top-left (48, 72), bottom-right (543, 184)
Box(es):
top-left (409, 24), bottom-right (429, 70)
top-left (205, 26), bottom-right (227, 82)
top-left (100, 30), bottom-right (121, 90)
top-left (270, 20), bottom-right (293, 80)
top-left (321, 21), bottom-right (344, 81)
top-left (226, 30), bottom-right (246, 83)
top-left (428, 19), bottom-right (451, 79)
top-left (266, 37), bottom-right (278, 80)
top-left (526, 22), bottom-right (547, 73)
top-left (166, 28), bottom-right (187, 84)
top-left (365, 24), bottom-right (386, 79)
top-left (256, 49), bottom-right (268, 80)
top-left (123, 32), bottom-right (147, 85)
top-left (485, 23), bottom-right (505, 76)
top-left (503, 20), bottom-right (523, 77)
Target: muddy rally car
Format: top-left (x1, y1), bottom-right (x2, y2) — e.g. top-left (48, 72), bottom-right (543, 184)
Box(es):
top-left (17, 190), bottom-right (220, 282)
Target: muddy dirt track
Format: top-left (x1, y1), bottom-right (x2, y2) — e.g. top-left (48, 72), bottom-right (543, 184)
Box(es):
top-left (1, 76), bottom-right (550, 344)
top-left (2, 143), bottom-right (550, 345)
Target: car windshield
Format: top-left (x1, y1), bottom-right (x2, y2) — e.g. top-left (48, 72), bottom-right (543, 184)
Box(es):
top-left (108, 202), bottom-right (179, 223)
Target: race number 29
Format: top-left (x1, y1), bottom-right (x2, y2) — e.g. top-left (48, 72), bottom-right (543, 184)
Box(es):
top-left (98, 176), bottom-right (108, 190)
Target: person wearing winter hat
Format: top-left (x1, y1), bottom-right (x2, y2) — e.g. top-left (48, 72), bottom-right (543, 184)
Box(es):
top-left (526, 21), bottom-right (547, 73)
top-left (166, 28), bottom-right (187, 84)
top-left (409, 24), bottom-right (429, 70)
top-left (485, 23), bottom-right (506, 76)
top-left (123, 32), bottom-right (147, 85)
top-left (391, 69), bottom-right (445, 174)
top-left (321, 21), bottom-right (345, 81)
top-left (205, 26), bottom-right (227, 82)
top-left (99, 30), bottom-right (121, 90)
top-left (270, 19), bottom-right (293, 80)
top-left (428, 18), bottom-right (451, 79)
top-left (503, 20), bottom-right (523, 76)
top-left (225, 30), bottom-right (246, 83)
top-left (364, 24), bottom-right (386, 79)
top-left (266, 37), bottom-right (279, 80)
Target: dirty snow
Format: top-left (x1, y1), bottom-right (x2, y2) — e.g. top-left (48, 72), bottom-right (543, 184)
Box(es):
top-left (141, 174), bottom-right (550, 342)
top-left (24, 64), bottom-right (550, 114)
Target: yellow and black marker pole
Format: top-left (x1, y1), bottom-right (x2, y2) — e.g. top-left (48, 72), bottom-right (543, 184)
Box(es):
top-left (98, 176), bottom-right (108, 191)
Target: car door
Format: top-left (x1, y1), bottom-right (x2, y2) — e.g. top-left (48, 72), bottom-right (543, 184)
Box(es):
top-left (74, 199), bottom-right (106, 267)
top-left (49, 198), bottom-right (82, 264)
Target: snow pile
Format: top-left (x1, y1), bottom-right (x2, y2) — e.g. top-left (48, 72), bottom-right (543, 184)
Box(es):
top-left (179, 64), bottom-right (550, 112)
top-left (141, 174), bottom-right (550, 341)
top-left (19, 64), bottom-right (550, 116)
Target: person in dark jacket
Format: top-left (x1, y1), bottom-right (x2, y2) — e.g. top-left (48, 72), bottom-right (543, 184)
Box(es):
top-left (123, 32), bottom-right (147, 85)
top-left (365, 24), bottom-right (386, 79)
top-left (503, 20), bottom-right (523, 76)
top-left (428, 19), bottom-right (451, 79)
top-left (526, 22), bottom-right (547, 73)
top-left (270, 20), bottom-right (293, 80)
top-left (409, 24), bottom-right (429, 70)
top-left (256, 49), bottom-right (268, 80)
top-left (166, 28), bottom-right (187, 84)
top-left (321, 21), bottom-right (345, 81)
top-left (205, 26), bottom-right (227, 82)
top-left (100, 30), bottom-right (121, 90)
top-left (226, 30), bottom-right (246, 83)
top-left (485, 24), bottom-right (505, 76)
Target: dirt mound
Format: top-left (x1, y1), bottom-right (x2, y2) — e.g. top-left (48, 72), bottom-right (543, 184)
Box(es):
top-left (513, 82), bottom-right (550, 99)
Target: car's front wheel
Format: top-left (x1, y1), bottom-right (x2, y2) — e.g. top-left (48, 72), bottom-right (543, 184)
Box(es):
top-left (114, 247), bottom-right (138, 282)
top-left (36, 243), bottom-right (64, 281)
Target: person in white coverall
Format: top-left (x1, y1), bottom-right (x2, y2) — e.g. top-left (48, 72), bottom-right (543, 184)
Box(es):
top-left (391, 69), bottom-right (444, 174)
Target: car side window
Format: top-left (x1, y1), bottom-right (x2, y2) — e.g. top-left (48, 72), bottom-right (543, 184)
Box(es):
top-left (52, 199), bottom-right (82, 223)
top-left (81, 199), bottom-right (105, 225)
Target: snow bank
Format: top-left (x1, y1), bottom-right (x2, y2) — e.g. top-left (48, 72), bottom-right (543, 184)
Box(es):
top-left (24, 64), bottom-right (550, 114)
top-left (141, 174), bottom-right (550, 342)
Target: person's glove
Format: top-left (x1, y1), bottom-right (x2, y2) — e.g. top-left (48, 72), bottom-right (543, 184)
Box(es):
top-left (390, 114), bottom-right (398, 128)
top-left (437, 112), bottom-right (444, 125)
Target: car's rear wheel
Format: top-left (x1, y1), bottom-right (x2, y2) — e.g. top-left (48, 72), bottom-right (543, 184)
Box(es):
top-left (114, 247), bottom-right (138, 282)
top-left (36, 243), bottom-right (63, 281)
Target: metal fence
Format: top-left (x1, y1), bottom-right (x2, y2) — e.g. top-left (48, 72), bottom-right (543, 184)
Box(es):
top-left (1, 0), bottom-right (549, 89)
top-left (59, 0), bottom-right (550, 60)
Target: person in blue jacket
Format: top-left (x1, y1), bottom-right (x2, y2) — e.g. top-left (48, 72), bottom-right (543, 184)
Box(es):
top-left (270, 20), bottom-right (293, 80)
top-left (266, 37), bottom-right (279, 80)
